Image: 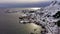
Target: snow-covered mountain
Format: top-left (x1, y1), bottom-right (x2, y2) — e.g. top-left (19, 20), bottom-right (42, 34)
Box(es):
top-left (19, 0), bottom-right (60, 34)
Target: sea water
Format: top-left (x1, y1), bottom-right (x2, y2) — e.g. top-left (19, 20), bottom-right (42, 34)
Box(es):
top-left (0, 8), bottom-right (42, 34)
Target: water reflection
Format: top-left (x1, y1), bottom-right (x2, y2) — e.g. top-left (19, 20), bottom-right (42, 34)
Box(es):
top-left (24, 23), bottom-right (42, 34)
top-left (0, 8), bottom-right (42, 34)
top-left (30, 8), bottom-right (41, 10)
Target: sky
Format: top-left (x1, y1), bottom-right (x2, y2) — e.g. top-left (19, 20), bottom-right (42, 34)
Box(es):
top-left (0, 0), bottom-right (51, 3)
top-left (0, 0), bottom-right (58, 8)
top-left (1, 0), bottom-right (60, 3)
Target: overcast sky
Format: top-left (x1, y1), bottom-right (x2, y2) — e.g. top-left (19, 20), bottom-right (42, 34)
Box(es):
top-left (0, 0), bottom-right (52, 3)
top-left (0, 0), bottom-right (59, 8)
top-left (0, 0), bottom-right (60, 3)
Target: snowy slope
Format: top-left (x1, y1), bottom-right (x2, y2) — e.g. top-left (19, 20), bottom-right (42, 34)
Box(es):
top-left (19, 0), bottom-right (60, 34)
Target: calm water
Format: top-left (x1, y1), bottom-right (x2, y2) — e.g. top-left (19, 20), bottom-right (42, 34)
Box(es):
top-left (0, 8), bottom-right (42, 34)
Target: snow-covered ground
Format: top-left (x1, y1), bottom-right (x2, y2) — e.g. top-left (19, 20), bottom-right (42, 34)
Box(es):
top-left (19, 0), bottom-right (60, 34)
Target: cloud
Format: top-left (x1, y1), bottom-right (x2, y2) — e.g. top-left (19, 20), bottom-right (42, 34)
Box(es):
top-left (0, 0), bottom-right (49, 3)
